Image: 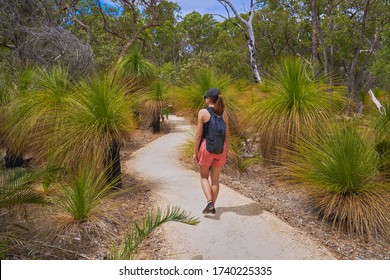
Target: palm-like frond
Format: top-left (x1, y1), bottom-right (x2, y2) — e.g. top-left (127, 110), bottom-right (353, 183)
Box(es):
top-left (243, 57), bottom-right (341, 161)
top-left (12, 66), bottom-right (37, 96)
top-left (0, 79), bottom-right (10, 106)
top-left (109, 206), bottom-right (199, 260)
top-left (0, 168), bottom-right (48, 209)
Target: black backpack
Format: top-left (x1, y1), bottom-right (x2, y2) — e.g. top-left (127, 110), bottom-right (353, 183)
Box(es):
top-left (206, 107), bottom-right (226, 154)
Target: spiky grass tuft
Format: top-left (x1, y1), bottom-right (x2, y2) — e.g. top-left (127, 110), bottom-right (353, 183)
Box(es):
top-left (287, 121), bottom-right (390, 240)
top-left (243, 57), bottom-right (341, 161)
top-left (51, 162), bottom-right (115, 221)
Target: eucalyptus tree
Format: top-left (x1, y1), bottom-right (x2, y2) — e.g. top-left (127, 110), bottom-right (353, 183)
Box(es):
top-left (178, 12), bottom-right (220, 56)
top-left (217, 0), bottom-right (263, 83)
top-left (142, 1), bottom-right (182, 66)
top-left (327, 0), bottom-right (390, 113)
top-left (95, 0), bottom-right (177, 65)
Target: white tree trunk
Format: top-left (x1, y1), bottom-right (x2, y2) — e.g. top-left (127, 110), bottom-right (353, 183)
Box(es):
top-left (218, 0), bottom-right (262, 83)
top-left (247, 24), bottom-right (261, 83)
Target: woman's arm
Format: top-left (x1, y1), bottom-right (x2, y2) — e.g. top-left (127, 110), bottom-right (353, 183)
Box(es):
top-left (193, 110), bottom-right (205, 163)
top-left (223, 111), bottom-right (230, 160)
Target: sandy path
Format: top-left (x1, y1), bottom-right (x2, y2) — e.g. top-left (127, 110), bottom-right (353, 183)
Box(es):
top-left (126, 116), bottom-right (335, 260)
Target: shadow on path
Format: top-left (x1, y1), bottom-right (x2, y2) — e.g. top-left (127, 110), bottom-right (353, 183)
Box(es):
top-left (205, 202), bottom-right (264, 220)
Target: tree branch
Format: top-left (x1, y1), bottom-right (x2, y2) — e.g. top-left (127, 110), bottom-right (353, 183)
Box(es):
top-left (63, 4), bottom-right (91, 45)
top-left (96, 0), bottom-right (126, 40)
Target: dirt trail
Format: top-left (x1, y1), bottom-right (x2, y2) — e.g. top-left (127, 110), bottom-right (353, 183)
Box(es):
top-left (126, 116), bottom-right (335, 260)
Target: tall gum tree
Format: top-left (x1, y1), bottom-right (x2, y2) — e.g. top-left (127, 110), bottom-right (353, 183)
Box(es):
top-left (217, 0), bottom-right (262, 83)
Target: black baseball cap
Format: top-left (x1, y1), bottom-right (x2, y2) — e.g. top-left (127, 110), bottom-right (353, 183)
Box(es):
top-left (204, 88), bottom-right (221, 99)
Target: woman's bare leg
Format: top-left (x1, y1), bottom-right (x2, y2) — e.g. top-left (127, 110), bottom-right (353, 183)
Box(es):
top-left (199, 165), bottom-right (212, 202)
top-left (210, 166), bottom-right (222, 204)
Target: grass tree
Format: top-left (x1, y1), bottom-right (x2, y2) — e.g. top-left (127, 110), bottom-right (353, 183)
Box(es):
top-left (2, 66), bottom-right (73, 168)
top-left (141, 80), bottom-right (169, 133)
top-left (287, 121), bottom-right (390, 240)
top-left (115, 47), bottom-right (157, 92)
top-left (58, 75), bottom-right (136, 188)
top-left (174, 68), bottom-right (232, 119)
top-left (52, 160), bottom-right (115, 221)
top-left (0, 168), bottom-right (50, 259)
top-left (243, 57), bottom-right (341, 162)
top-left (1, 67), bottom-right (39, 168)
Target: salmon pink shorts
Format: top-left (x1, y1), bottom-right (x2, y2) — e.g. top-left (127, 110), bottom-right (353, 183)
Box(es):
top-left (197, 139), bottom-right (228, 168)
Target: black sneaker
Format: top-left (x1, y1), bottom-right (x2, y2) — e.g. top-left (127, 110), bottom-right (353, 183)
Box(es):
top-left (202, 201), bottom-right (215, 214)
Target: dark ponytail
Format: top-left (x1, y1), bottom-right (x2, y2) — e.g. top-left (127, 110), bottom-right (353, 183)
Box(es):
top-left (213, 95), bottom-right (225, 115)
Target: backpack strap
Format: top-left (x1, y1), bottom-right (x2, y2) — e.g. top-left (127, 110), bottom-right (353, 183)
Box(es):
top-left (206, 107), bottom-right (223, 116)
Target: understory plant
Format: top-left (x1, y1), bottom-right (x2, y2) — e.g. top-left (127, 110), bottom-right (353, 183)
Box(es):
top-left (2, 66), bottom-right (73, 165)
top-left (57, 75), bottom-right (136, 188)
top-left (243, 57), bottom-right (341, 162)
top-left (372, 99), bottom-right (390, 179)
top-left (0, 168), bottom-right (48, 209)
top-left (109, 206), bottom-right (199, 260)
top-left (52, 162), bottom-right (115, 221)
top-left (0, 168), bottom-right (49, 259)
top-left (287, 121), bottom-right (390, 240)
top-left (174, 68), bottom-right (230, 119)
top-left (140, 79), bottom-right (169, 133)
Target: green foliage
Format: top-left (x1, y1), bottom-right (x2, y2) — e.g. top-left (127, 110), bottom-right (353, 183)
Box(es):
top-left (244, 57), bottom-right (340, 161)
top-left (140, 79), bottom-right (169, 132)
top-left (175, 68), bottom-right (230, 118)
top-left (287, 121), bottom-right (390, 240)
top-left (109, 206), bottom-right (199, 260)
top-left (2, 66), bottom-right (73, 158)
top-left (178, 11), bottom-right (219, 55)
top-left (117, 47), bottom-right (157, 87)
top-left (0, 168), bottom-right (48, 209)
top-left (0, 79), bottom-right (10, 105)
top-left (52, 162), bottom-right (114, 221)
top-left (289, 122), bottom-right (380, 194)
top-left (372, 99), bottom-right (390, 178)
top-left (57, 74), bottom-right (136, 167)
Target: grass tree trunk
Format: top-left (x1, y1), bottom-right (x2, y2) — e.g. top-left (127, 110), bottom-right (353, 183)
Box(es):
top-left (4, 149), bottom-right (24, 168)
top-left (106, 140), bottom-right (122, 189)
top-left (152, 115), bottom-right (161, 133)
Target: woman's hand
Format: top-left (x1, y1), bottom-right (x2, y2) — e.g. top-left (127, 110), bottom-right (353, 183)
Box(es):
top-left (193, 154), bottom-right (198, 164)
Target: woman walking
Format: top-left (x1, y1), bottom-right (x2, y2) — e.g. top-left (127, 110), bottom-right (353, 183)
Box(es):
top-left (193, 88), bottom-right (229, 214)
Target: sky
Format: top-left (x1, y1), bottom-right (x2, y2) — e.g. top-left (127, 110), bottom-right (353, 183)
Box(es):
top-left (100, 0), bottom-right (251, 17)
top-left (172, 0), bottom-right (251, 17)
